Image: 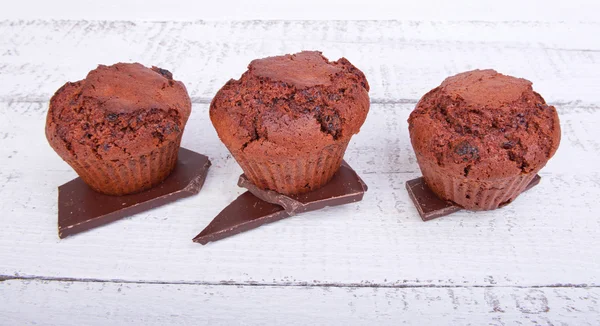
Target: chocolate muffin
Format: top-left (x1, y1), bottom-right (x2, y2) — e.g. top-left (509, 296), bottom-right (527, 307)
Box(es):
top-left (46, 63), bottom-right (191, 196)
top-left (408, 69), bottom-right (560, 210)
top-left (210, 51), bottom-right (370, 195)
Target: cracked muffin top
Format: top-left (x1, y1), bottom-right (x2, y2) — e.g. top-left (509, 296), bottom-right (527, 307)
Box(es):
top-left (46, 63), bottom-right (191, 161)
top-left (408, 69), bottom-right (561, 180)
top-left (210, 51), bottom-right (370, 159)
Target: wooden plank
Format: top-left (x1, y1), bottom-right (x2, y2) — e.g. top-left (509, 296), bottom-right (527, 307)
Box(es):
top-left (2, 0), bottom-right (599, 21)
top-left (1, 279), bottom-right (599, 325)
top-left (1, 101), bottom-right (599, 287)
top-left (0, 20), bottom-right (599, 103)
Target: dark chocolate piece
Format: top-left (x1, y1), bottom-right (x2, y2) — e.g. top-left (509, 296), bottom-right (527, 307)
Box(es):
top-left (405, 174), bottom-right (541, 221)
top-left (193, 161), bottom-right (367, 245)
top-left (238, 160), bottom-right (368, 215)
top-left (58, 148), bottom-right (211, 238)
top-left (192, 192), bottom-right (289, 245)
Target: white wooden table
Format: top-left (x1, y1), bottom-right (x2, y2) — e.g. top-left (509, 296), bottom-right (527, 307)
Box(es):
top-left (1, 19), bottom-right (600, 325)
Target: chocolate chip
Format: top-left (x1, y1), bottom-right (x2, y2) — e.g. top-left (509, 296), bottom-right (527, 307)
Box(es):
top-left (154, 67), bottom-right (173, 80)
top-left (454, 141), bottom-right (479, 161)
top-left (316, 108), bottom-right (342, 139)
top-left (152, 131), bottom-right (164, 141)
top-left (106, 113), bottom-right (118, 122)
top-left (502, 141), bottom-right (515, 149)
top-left (301, 90), bottom-right (316, 101)
top-left (463, 165), bottom-right (472, 177)
top-left (328, 94), bottom-right (341, 101)
top-left (516, 113), bottom-right (527, 126)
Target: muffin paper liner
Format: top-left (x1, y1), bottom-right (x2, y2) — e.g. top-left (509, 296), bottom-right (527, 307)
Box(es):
top-left (234, 141), bottom-right (350, 195)
top-left (65, 135), bottom-right (182, 196)
top-left (419, 162), bottom-right (538, 211)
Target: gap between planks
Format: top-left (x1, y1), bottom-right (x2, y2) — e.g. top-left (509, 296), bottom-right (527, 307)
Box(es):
top-left (0, 274), bottom-right (596, 289)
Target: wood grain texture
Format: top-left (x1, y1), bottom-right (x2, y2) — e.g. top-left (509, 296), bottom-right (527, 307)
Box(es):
top-left (1, 20), bottom-right (600, 324)
top-left (2, 280), bottom-right (599, 325)
top-left (0, 20), bottom-right (599, 103)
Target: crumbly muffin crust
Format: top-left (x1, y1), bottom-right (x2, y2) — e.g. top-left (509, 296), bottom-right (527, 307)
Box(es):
top-left (210, 51), bottom-right (370, 160)
top-left (409, 69), bottom-right (560, 181)
top-left (46, 63), bottom-right (191, 162)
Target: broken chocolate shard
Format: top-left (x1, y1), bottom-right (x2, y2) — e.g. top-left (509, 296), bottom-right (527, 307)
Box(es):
top-left (238, 160), bottom-right (368, 215)
top-left (192, 192), bottom-right (289, 245)
top-left (193, 160), bottom-right (368, 245)
top-left (405, 174), bottom-right (541, 221)
top-left (58, 148), bottom-right (211, 239)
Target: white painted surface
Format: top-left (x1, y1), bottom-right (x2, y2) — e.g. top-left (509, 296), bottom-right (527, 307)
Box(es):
top-left (2, 0), bottom-right (599, 21)
top-left (1, 21), bottom-right (600, 104)
top-left (1, 20), bottom-right (600, 324)
top-left (2, 280), bottom-right (599, 325)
